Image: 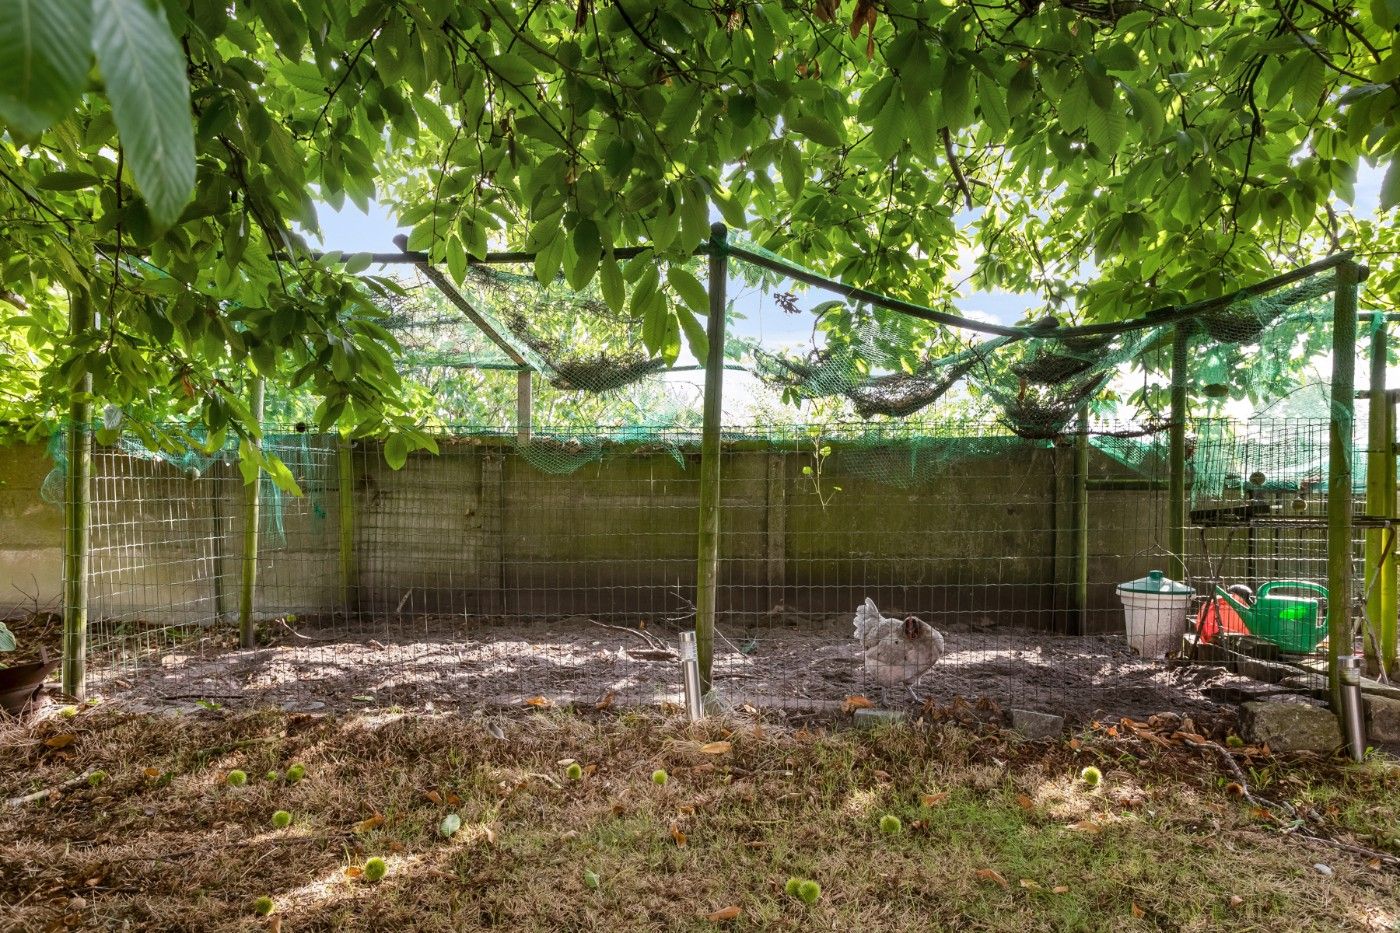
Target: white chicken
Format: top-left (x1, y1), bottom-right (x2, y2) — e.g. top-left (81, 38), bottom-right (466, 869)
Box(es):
top-left (853, 598), bottom-right (945, 704)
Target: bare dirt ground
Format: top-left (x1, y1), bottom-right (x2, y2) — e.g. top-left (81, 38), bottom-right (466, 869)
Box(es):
top-left (64, 614), bottom-right (1258, 724)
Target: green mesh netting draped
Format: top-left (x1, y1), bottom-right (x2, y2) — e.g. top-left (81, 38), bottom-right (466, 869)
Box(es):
top-left (40, 426), bottom-right (331, 549)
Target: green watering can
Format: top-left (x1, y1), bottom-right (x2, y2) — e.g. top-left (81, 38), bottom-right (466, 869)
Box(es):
top-left (1213, 581), bottom-right (1329, 653)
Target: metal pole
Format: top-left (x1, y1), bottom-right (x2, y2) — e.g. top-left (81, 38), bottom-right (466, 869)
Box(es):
top-left (1338, 655), bottom-right (1367, 761)
top-left (338, 436), bottom-right (356, 613)
top-left (239, 379), bottom-right (265, 649)
top-left (1365, 314), bottom-right (1387, 675)
top-left (1328, 260), bottom-right (1359, 716)
top-left (1073, 405), bottom-right (1089, 634)
top-left (679, 630), bottom-right (703, 721)
top-left (695, 223), bottom-right (729, 693)
top-left (61, 289), bottom-right (93, 699)
top-left (1168, 324), bottom-right (1190, 582)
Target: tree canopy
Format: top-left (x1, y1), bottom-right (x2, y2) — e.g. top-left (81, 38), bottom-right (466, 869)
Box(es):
top-left (0, 0), bottom-right (1396, 449)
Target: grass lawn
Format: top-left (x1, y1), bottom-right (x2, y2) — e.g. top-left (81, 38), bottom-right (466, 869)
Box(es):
top-left (1, 705), bottom-right (1396, 932)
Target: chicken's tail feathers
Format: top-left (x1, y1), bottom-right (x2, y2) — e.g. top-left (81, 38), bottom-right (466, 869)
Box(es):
top-left (853, 598), bottom-right (881, 641)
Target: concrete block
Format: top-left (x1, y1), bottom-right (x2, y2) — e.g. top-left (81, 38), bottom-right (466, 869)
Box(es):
top-left (1008, 708), bottom-right (1064, 740)
top-left (853, 708), bottom-right (907, 729)
top-left (1240, 700), bottom-right (1341, 753)
top-left (1364, 696), bottom-right (1400, 744)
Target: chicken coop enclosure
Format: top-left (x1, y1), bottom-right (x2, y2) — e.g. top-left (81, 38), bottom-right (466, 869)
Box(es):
top-left (8, 232), bottom-right (1395, 729)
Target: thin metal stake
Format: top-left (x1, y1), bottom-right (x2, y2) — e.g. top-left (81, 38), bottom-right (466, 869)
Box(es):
top-left (680, 630), bottom-right (704, 722)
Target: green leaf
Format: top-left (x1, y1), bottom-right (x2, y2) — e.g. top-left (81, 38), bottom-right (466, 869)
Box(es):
top-left (384, 434), bottom-right (409, 470)
top-left (1381, 155), bottom-right (1400, 212)
top-left (1096, 42), bottom-right (1139, 72)
top-left (446, 235), bottom-right (467, 284)
top-left (0, 620), bottom-right (15, 652)
top-left (666, 266), bottom-right (708, 314)
top-left (941, 67), bottom-right (972, 131)
top-left (35, 171), bottom-right (101, 191)
top-left (567, 219), bottom-right (601, 290)
top-left (485, 52), bottom-right (536, 86)
top-left (0, 0), bottom-right (91, 137)
top-left (977, 75), bottom-right (1011, 139)
top-left (599, 254), bottom-right (625, 313)
top-left (1127, 86), bottom-right (1164, 142)
top-left (677, 305), bottom-right (708, 362)
top-left (642, 300), bottom-right (670, 354)
top-left (1059, 76), bottom-right (1090, 133)
top-left (1085, 100), bottom-right (1126, 157)
top-left (787, 114), bottom-right (843, 148)
top-left (343, 252), bottom-right (373, 274)
top-left (92, 0), bottom-right (196, 228)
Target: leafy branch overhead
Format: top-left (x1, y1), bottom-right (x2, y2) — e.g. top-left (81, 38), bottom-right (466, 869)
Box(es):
top-left (0, 0), bottom-right (1397, 449)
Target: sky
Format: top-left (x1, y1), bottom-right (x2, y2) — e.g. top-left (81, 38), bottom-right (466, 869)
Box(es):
top-left (309, 164), bottom-right (1388, 423)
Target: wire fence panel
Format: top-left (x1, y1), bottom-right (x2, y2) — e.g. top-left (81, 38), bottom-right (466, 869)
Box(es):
top-left (16, 416), bottom-right (1358, 722)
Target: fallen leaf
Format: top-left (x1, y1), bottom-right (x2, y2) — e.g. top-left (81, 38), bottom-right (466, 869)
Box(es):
top-left (1065, 820), bottom-right (1102, 834)
top-left (1069, 737), bottom-right (1082, 750)
top-left (1018, 878), bottom-right (1042, 890)
top-left (423, 790), bottom-right (443, 805)
top-left (706, 905), bottom-right (742, 921)
top-left (1131, 902), bottom-right (1145, 918)
top-left (1228, 895), bottom-right (1244, 908)
top-left (842, 695), bottom-right (875, 713)
top-left (661, 701), bottom-right (684, 714)
top-left (1015, 793), bottom-right (1035, 811)
top-left (699, 741), bottom-right (732, 755)
top-left (524, 696), bottom-right (552, 708)
top-left (344, 866), bottom-right (363, 878)
top-left (354, 814), bottom-right (385, 834)
top-left (670, 823), bottom-right (687, 847)
top-left (975, 868), bottom-right (1008, 888)
top-left (1052, 885), bottom-right (1069, 894)
top-left (446, 792), bottom-right (462, 806)
top-left (1366, 858), bottom-right (1382, 871)
top-left (678, 805), bottom-right (696, 816)
top-left (143, 767), bottom-right (161, 778)
top-left (595, 691), bottom-right (616, 710)
top-left (268, 916), bottom-right (282, 933)
top-left (751, 723), bottom-right (765, 739)
top-left (483, 826), bottom-right (497, 844)
top-left (921, 792), bottom-right (950, 807)
top-left (873, 769), bottom-right (892, 782)
top-left (44, 734), bottom-right (76, 749)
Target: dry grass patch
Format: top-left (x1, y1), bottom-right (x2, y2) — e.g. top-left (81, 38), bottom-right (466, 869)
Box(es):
top-left (0, 706), bottom-right (1396, 932)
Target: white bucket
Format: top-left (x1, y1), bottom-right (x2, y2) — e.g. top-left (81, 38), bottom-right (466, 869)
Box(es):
top-left (1116, 571), bottom-right (1193, 657)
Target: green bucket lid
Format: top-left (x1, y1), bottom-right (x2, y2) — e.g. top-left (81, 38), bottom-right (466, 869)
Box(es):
top-left (1117, 570), bottom-right (1193, 595)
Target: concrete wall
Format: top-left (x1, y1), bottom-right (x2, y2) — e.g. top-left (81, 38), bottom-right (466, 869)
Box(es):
top-left (1, 435), bottom-right (1210, 634)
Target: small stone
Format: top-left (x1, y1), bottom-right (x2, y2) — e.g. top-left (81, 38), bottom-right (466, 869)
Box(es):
top-left (1364, 696), bottom-right (1400, 743)
top-left (853, 708), bottom-right (907, 730)
top-left (1313, 863), bottom-right (1333, 877)
top-left (1239, 701), bottom-right (1341, 753)
top-left (1007, 708), bottom-right (1064, 741)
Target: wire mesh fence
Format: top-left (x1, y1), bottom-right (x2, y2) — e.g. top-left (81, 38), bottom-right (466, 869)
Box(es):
top-left (20, 415), bottom-right (1367, 722)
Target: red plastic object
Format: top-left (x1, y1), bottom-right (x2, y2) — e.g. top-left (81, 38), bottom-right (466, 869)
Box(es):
top-left (1197, 597), bottom-right (1248, 644)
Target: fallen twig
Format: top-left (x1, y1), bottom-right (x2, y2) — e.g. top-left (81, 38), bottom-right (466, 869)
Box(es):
top-left (589, 619), bottom-right (668, 652)
top-left (6, 768), bottom-right (98, 807)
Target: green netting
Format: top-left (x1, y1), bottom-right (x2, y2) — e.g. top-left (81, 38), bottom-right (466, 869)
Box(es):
top-left (457, 265), bottom-right (672, 394)
top-left (40, 425), bottom-right (330, 549)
